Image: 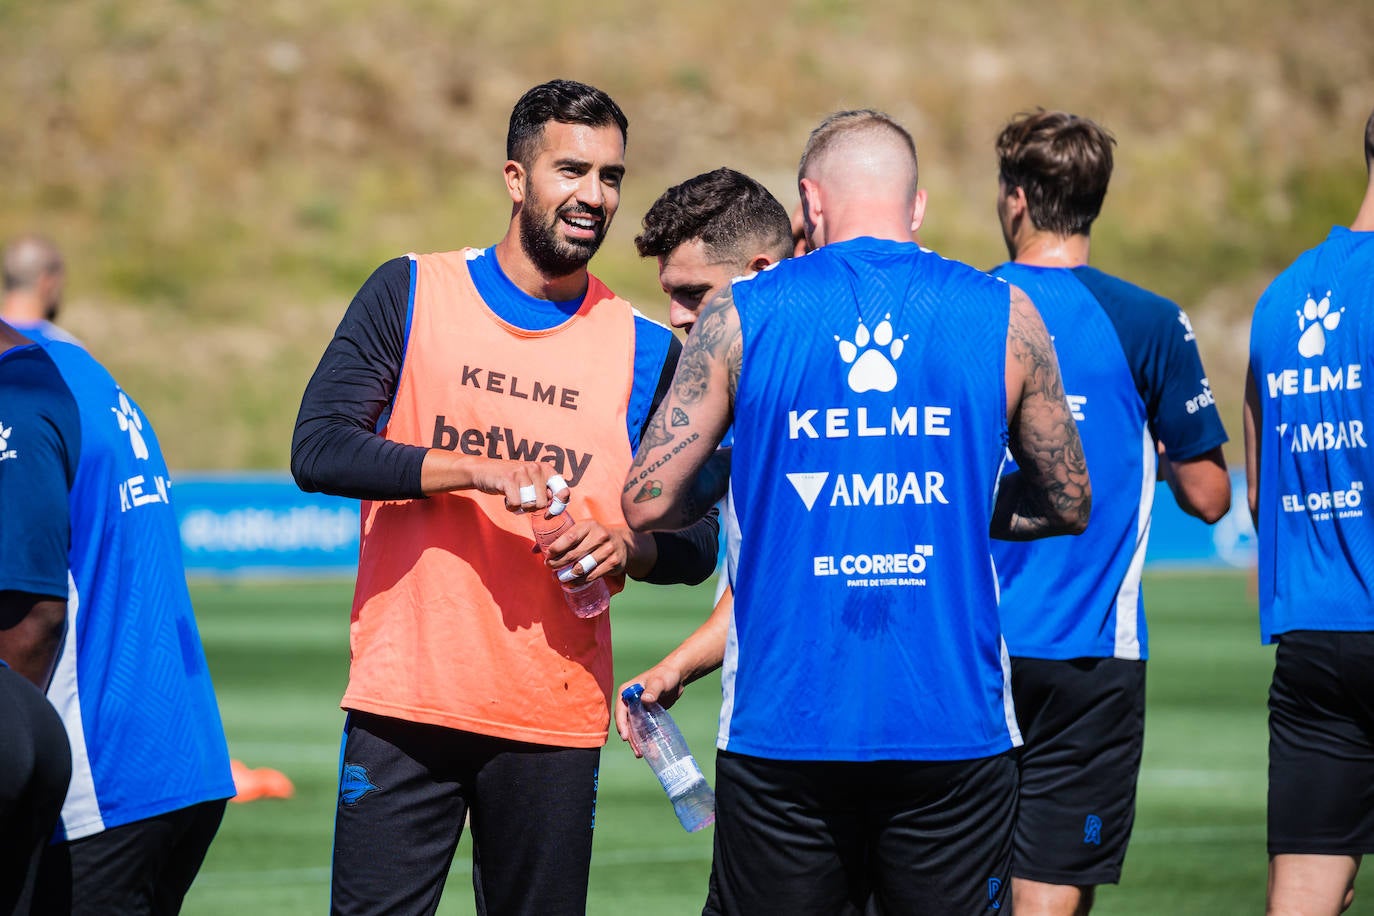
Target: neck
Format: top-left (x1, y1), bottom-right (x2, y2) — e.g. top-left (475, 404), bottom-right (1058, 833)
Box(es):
top-left (0, 291), bottom-right (46, 323)
top-left (1351, 178), bottom-right (1374, 232)
top-left (492, 231), bottom-right (589, 302)
top-left (1013, 231), bottom-right (1091, 268)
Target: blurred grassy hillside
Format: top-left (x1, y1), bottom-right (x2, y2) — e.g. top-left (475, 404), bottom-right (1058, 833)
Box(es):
top-left (2, 0), bottom-right (1371, 468)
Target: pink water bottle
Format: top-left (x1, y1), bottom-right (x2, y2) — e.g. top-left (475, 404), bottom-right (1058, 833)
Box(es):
top-left (530, 508), bottom-right (610, 619)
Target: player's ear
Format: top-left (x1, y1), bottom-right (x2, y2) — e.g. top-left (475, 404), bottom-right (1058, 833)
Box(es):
top-left (504, 160), bottom-right (526, 205)
top-left (799, 178), bottom-right (823, 247)
top-left (910, 188), bottom-right (928, 237)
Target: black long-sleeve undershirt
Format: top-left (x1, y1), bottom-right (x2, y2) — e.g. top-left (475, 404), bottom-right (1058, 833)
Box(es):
top-left (291, 257), bottom-right (718, 585)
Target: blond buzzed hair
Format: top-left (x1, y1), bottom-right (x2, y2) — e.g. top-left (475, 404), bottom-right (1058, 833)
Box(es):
top-left (798, 109), bottom-right (919, 199)
top-left (2, 234), bottom-right (63, 292)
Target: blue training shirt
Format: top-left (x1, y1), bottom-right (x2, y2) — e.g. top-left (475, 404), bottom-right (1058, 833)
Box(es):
top-left (990, 264), bottom-right (1227, 661)
top-left (0, 343), bottom-right (80, 604)
top-left (1249, 227), bottom-right (1374, 642)
top-left (39, 341), bottom-right (234, 840)
top-left (7, 319), bottom-right (84, 348)
top-left (723, 238), bottom-right (1020, 761)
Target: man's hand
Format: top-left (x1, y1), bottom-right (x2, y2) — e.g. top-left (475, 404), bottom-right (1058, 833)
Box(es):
top-left (539, 519), bottom-right (653, 583)
top-left (615, 666), bottom-right (688, 757)
top-left (421, 452), bottom-right (572, 513)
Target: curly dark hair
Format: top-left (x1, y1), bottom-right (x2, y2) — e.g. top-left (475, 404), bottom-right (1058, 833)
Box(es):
top-left (635, 167), bottom-right (792, 263)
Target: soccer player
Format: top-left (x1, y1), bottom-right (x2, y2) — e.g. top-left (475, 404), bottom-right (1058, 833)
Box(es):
top-left (988, 109), bottom-right (1231, 915)
top-left (1244, 105), bottom-right (1374, 916)
top-left (1, 235), bottom-right (82, 347)
top-left (291, 79), bottom-right (719, 916)
top-left (0, 319), bottom-right (74, 914)
top-left (5, 321), bottom-right (235, 912)
top-left (622, 109), bottom-right (1091, 915)
top-left (614, 166), bottom-right (792, 740)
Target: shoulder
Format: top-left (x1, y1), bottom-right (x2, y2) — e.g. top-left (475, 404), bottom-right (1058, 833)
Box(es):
top-left (1072, 266), bottom-right (1178, 316)
top-left (631, 309), bottom-right (678, 362)
top-left (0, 343), bottom-right (75, 403)
top-left (357, 256), bottom-right (416, 297)
top-left (0, 344), bottom-right (80, 446)
top-left (1071, 266), bottom-right (1190, 339)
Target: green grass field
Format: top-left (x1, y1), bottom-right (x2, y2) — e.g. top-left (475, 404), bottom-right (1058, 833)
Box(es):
top-left (181, 570), bottom-right (1373, 914)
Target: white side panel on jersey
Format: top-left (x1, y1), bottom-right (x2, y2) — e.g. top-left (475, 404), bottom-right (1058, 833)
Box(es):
top-left (716, 483), bottom-right (741, 749)
top-left (49, 571), bottom-right (105, 840)
top-left (1113, 424), bottom-right (1157, 660)
top-left (999, 635), bottom-right (1024, 748)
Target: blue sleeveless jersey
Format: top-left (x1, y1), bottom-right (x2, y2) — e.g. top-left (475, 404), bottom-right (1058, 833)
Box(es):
top-left (1249, 227), bottom-right (1374, 642)
top-left (722, 238), bottom-right (1020, 761)
top-left (41, 341), bottom-right (234, 840)
top-left (990, 265), bottom-right (1227, 660)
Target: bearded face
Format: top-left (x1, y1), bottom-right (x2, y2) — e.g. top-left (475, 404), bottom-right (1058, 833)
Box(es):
top-left (512, 121), bottom-right (625, 279)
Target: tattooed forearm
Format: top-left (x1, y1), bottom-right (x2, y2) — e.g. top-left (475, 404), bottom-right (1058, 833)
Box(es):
top-left (726, 336), bottom-right (742, 408)
top-left (673, 289), bottom-right (737, 406)
top-left (638, 405), bottom-right (676, 452)
top-left (622, 289), bottom-right (739, 531)
top-left (994, 288), bottom-right (1091, 539)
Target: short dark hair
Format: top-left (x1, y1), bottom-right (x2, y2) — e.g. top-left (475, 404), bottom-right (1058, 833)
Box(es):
top-left (996, 109), bottom-right (1116, 236)
top-left (1365, 106), bottom-right (1374, 173)
top-left (635, 168), bottom-right (793, 264)
top-left (506, 79), bottom-right (628, 166)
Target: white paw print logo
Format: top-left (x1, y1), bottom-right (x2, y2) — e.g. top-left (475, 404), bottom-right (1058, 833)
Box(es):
top-left (0, 423), bottom-right (11, 451)
top-left (112, 391), bottom-right (150, 460)
top-left (836, 315), bottom-right (908, 393)
top-left (1297, 290), bottom-right (1342, 359)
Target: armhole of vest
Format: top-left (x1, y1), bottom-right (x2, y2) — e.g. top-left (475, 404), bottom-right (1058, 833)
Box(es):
top-left (997, 278), bottom-right (1010, 441)
top-left (375, 255), bottom-right (419, 436)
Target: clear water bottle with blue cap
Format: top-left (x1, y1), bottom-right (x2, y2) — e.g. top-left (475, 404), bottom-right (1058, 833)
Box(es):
top-left (621, 683), bottom-right (715, 832)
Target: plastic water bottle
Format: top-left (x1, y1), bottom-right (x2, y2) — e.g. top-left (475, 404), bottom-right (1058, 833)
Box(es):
top-left (621, 683), bottom-right (716, 832)
top-left (530, 507), bottom-right (610, 619)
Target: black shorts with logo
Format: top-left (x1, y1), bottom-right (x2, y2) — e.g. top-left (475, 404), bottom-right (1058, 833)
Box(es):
top-left (330, 710), bottom-right (601, 916)
top-left (1268, 630), bottom-right (1374, 856)
top-left (705, 749), bottom-right (1016, 915)
top-left (1010, 656), bottom-right (1146, 887)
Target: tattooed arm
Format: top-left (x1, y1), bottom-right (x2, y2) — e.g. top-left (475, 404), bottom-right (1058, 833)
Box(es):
top-left (991, 285), bottom-right (1092, 540)
top-left (622, 287), bottom-right (740, 531)
top-left (1242, 364), bottom-right (1261, 529)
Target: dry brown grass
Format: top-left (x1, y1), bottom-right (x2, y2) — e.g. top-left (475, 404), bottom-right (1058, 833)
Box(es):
top-left (2, 0), bottom-right (1371, 467)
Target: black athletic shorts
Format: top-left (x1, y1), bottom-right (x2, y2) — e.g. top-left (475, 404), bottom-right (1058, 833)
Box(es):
top-left (1268, 630), bottom-right (1374, 856)
top-left (0, 664), bottom-right (71, 915)
top-left (33, 797), bottom-right (226, 915)
top-left (330, 710), bottom-right (600, 916)
top-left (1010, 655), bottom-right (1146, 887)
top-left (706, 749), bottom-right (1016, 915)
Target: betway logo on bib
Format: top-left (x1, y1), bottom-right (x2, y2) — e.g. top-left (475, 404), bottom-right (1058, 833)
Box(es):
top-left (432, 417), bottom-right (592, 486)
